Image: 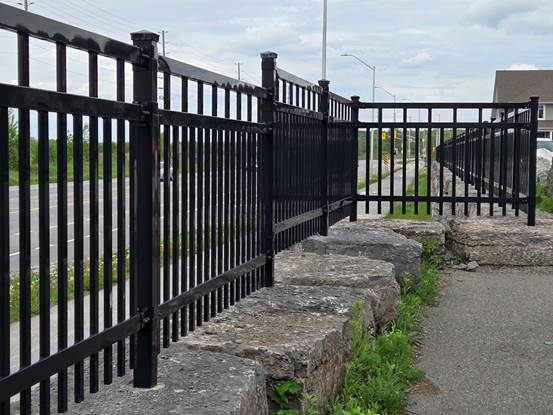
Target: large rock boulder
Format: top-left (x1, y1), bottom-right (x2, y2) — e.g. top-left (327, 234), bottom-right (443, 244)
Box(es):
top-left (275, 251), bottom-right (400, 326)
top-left (547, 163), bottom-right (553, 197)
top-left (336, 218), bottom-right (445, 253)
top-left (181, 284), bottom-right (376, 414)
top-left (537, 148), bottom-right (553, 182)
top-left (71, 348), bottom-right (268, 415)
top-left (301, 227), bottom-right (421, 283)
top-left (447, 217), bottom-right (553, 266)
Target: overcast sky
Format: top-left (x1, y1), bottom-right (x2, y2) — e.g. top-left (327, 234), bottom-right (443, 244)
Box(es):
top-left (1, 0), bottom-right (551, 104)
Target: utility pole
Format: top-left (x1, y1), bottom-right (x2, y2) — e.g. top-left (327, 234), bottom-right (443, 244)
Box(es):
top-left (235, 62), bottom-right (242, 81)
top-left (19, 0), bottom-right (34, 10)
top-left (321, 0), bottom-right (328, 80)
top-left (161, 30), bottom-right (167, 57)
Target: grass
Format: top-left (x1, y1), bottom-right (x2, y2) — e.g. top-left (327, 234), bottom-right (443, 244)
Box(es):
top-left (9, 227), bottom-right (231, 323)
top-left (537, 180), bottom-right (553, 214)
top-left (328, 239), bottom-right (443, 415)
top-left (385, 173), bottom-right (432, 221)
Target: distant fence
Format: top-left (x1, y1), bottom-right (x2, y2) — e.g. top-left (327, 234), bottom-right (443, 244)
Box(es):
top-left (0, 4), bottom-right (355, 414)
top-left (437, 103), bottom-right (538, 224)
top-left (351, 101), bottom-right (537, 225)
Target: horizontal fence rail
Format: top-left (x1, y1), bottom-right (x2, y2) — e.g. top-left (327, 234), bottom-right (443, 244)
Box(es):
top-left (352, 100), bottom-right (537, 225)
top-left (0, 4), bottom-right (356, 414)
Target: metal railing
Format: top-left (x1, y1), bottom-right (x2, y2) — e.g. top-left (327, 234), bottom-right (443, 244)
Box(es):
top-left (0, 4), bottom-right (355, 414)
top-left (351, 100), bottom-right (538, 225)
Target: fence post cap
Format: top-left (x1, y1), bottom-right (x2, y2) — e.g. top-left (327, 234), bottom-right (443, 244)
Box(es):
top-left (131, 30), bottom-right (160, 42)
top-left (318, 79), bottom-right (330, 88)
top-left (351, 96), bottom-right (360, 102)
top-left (260, 51), bottom-right (278, 59)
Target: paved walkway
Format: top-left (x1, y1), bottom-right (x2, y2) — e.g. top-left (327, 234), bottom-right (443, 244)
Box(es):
top-left (409, 266), bottom-right (553, 415)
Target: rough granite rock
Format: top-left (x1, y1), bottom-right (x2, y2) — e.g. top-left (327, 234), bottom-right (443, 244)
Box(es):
top-left (447, 217), bottom-right (553, 266)
top-left (335, 218), bottom-right (445, 252)
top-left (70, 348), bottom-right (268, 415)
top-left (275, 252), bottom-right (400, 325)
top-left (301, 227), bottom-right (421, 282)
top-left (181, 285), bottom-right (375, 414)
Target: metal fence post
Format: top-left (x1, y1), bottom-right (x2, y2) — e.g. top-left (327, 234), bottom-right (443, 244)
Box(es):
top-left (318, 80), bottom-right (330, 235)
top-left (260, 51), bottom-right (277, 287)
top-left (350, 96), bottom-right (360, 222)
top-left (131, 30), bottom-right (161, 388)
top-left (527, 96), bottom-right (539, 226)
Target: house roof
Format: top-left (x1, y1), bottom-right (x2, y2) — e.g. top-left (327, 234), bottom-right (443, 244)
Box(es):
top-left (493, 70), bottom-right (553, 103)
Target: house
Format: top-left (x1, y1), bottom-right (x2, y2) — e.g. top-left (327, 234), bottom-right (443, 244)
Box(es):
top-left (492, 69), bottom-right (553, 140)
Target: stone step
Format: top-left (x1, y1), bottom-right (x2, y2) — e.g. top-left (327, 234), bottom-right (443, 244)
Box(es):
top-left (70, 347), bottom-right (268, 415)
top-left (335, 218), bottom-right (445, 252)
top-left (301, 226), bottom-right (422, 283)
top-left (180, 284), bottom-right (377, 414)
top-left (275, 251), bottom-right (400, 326)
top-left (447, 217), bottom-right (553, 266)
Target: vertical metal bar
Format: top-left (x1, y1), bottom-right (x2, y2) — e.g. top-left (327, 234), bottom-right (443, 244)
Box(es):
top-left (188, 118), bottom-right (196, 330)
top-left (217, 118), bottom-right (224, 302)
top-left (489, 119), bottom-right (495, 216)
top-left (181, 77), bottom-right (189, 336)
top-left (245, 95), bottom-right (253, 295)
top-left (477, 109), bottom-right (483, 216)
top-left (377, 108), bottom-right (383, 214)
top-left (73, 113), bottom-right (85, 398)
top-left (319, 80), bottom-right (329, 235)
top-left (223, 88), bottom-right (231, 308)
top-left (501, 108), bottom-right (508, 216)
top-left (439, 127), bottom-right (444, 215)
top-left (172, 123), bottom-right (180, 340)
top-left (204, 91), bottom-right (212, 317)
top-left (103, 118), bottom-right (113, 384)
top-left (426, 110), bottom-right (432, 215)
top-left (365, 127), bottom-right (370, 214)
top-left (211, 85), bottom-right (219, 314)
top-left (513, 109), bottom-right (520, 216)
top-left (464, 127), bottom-right (470, 216)
top-left (115, 59), bottom-right (126, 376)
top-left (17, 32), bottom-right (31, 415)
top-left (196, 81), bottom-right (204, 325)
top-left (527, 96), bottom-right (539, 226)
top-left (451, 109), bottom-right (457, 215)
top-left (162, 72), bottom-right (171, 347)
top-left (53, 40), bottom-right (69, 413)
top-left (38, 110), bottom-right (50, 414)
top-left (414, 126), bottom-right (420, 215)
top-left (88, 50), bottom-right (99, 396)
top-left (0, 107), bottom-right (9, 415)
top-left (260, 52), bottom-right (277, 287)
top-left (350, 96), bottom-right (359, 222)
top-left (402, 108), bottom-right (407, 215)
top-left (499, 112), bottom-right (505, 215)
top-left (131, 31), bottom-right (160, 388)
top-left (235, 92), bottom-right (242, 302)
top-left (390, 126), bottom-right (395, 214)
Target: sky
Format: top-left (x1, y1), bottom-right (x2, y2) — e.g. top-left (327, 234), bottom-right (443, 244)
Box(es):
top-left (0, 0), bottom-right (552, 108)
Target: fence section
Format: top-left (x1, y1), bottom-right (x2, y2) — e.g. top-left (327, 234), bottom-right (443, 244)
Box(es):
top-left (352, 101), bottom-right (537, 225)
top-left (0, 4), bottom-right (355, 414)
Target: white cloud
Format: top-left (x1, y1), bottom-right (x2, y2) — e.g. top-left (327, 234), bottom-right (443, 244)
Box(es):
top-left (507, 64), bottom-right (539, 70)
top-left (400, 51), bottom-right (432, 67)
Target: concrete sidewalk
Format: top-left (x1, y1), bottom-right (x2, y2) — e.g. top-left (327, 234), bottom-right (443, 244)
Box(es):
top-left (409, 266), bottom-right (553, 415)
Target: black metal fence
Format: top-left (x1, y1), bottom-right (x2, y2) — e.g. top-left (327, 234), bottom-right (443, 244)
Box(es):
top-left (352, 100), bottom-right (538, 225)
top-left (0, 4), bottom-right (355, 414)
top-left (437, 101), bottom-right (538, 224)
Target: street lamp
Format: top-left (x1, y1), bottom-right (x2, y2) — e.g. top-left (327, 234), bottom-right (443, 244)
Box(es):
top-left (322, 0), bottom-right (328, 80)
top-left (341, 53), bottom-right (376, 177)
top-left (375, 86), bottom-right (397, 122)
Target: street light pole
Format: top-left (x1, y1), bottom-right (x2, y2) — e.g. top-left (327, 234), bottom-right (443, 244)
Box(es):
top-left (341, 53), bottom-right (376, 177)
top-left (322, 0), bottom-right (328, 80)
